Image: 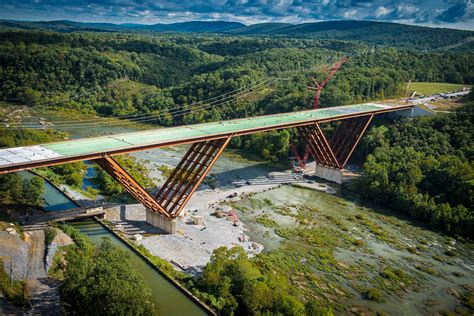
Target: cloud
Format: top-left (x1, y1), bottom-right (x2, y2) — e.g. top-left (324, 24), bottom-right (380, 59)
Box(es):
top-left (0, 0), bottom-right (473, 30)
top-left (437, 0), bottom-right (474, 23)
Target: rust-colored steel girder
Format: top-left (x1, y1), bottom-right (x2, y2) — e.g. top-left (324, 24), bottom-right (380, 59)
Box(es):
top-left (156, 136), bottom-right (232, 217)
top-left (330, 114), bottom-right (374, 167)
top-left (298, 114), bottom-right (373, 169)
top-left (94, 155), bottom-right (171, 219)
top-left (94, 137), bottom-right (231, 219)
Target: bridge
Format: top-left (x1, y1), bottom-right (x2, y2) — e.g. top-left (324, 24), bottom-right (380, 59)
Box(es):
top-left (0, 102), bottom-right (427, 233)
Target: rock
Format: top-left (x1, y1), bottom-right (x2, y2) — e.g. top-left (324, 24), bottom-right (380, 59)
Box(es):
top-left (5, 227), bottom-right (18, 236)
top-left (446, 288), bottom-right (460, 298)
top-left (132, 234), bottom-right (143, 241)
top-left (336, 262), bottom-right (349, 270)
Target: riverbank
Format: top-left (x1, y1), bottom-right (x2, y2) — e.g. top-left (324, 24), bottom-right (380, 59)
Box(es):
top-left (70, 219), bottom-right (209, 316)
top-left (95, 217), bottom-right (216, 315)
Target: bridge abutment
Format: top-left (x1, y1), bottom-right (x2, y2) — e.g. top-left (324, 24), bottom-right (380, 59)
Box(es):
top-left (314, 163), bottom-right (342, 184)
top-left (146, 209), bottom-right (177, 234)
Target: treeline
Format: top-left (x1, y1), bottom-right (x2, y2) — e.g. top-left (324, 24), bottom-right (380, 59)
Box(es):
top-left (356, 97), bottom-right (474, 238)
top-left (0, 173), bottom-right (44, 206)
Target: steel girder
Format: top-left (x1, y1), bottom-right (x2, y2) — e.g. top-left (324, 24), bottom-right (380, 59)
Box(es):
top-left (94, 155), bottom-right (171, 218)
top-left (94, 137), bottom-right (231, 219)
top-left (297, 114), bottom-right (374, 169)
top-left (155, 137), bottom-right (231, 217)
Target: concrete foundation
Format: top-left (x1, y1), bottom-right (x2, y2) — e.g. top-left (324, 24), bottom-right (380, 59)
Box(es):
top-left (314, 164), bottom-right (343, 184)
top-left (146, 209), bottom-right (176, 234)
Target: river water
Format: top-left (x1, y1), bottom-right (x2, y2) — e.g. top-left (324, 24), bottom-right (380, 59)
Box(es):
top-left (19, 171), bottom-right (79, 211)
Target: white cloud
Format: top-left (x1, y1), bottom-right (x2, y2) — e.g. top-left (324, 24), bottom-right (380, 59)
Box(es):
top-left (375, 6), bottom-right (391, 18)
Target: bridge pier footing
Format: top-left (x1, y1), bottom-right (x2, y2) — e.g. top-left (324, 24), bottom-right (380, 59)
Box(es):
top-left (146, 209), bottom-right (176, 234)
top-left (314, 163), bottom-right (342, 184)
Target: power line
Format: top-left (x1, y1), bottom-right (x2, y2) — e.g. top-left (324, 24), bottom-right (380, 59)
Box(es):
top-left (2, 55), bottom-right (337, 130)
top-left (3, 78), bottom-right (280, 129)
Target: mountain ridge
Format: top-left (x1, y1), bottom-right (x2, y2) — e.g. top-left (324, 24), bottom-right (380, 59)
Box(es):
top-left (1, 19), bottom-right (473, 50)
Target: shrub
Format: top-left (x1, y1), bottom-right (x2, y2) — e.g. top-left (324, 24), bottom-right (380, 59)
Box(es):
top-left (45, 227), bottom-right (57, 246)
top-left (366, 288), bottom-right (384, 302)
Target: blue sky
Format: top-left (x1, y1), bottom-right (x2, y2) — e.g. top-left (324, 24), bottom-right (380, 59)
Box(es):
top-left (1, 0), bottom-right (473, 30)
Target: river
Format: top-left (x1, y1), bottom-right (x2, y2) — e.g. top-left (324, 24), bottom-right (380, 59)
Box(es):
top-left (20, 171), bottom-right (79, 211)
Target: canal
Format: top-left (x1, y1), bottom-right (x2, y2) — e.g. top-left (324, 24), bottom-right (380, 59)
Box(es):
top-left (71, 219), bottom-right (208, 316)
top-left (22, 169), bottom-right (208, 315)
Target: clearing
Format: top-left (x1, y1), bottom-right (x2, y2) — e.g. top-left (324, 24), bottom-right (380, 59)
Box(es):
top-left (409, 82), bottom-right (469, 96)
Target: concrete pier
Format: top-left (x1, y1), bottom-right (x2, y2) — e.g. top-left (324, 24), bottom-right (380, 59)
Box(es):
top-left (314, 164), bottom-right (342, 184)
top-left (146, 209), bottom-right (177, 234)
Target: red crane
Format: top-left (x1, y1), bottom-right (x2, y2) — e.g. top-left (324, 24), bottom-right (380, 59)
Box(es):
top-left (309, 56), bottom-right (348, 109)
top-left (291, 56), bottom-right (348, 172)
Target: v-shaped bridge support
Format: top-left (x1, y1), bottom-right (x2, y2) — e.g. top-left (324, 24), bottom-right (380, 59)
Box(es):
top-left (297, 114), bottom-right (374, 182)
top-left (93, 136), bottom-right (231, 232)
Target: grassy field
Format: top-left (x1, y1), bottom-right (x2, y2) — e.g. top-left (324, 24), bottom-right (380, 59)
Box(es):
top-left (409, 82), bottom-right (470, 96)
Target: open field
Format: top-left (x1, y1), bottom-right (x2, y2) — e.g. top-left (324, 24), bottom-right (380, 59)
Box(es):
top-left (410, 82), bottom-right (470, 96)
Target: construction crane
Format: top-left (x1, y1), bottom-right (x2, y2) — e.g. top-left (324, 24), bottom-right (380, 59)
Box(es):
top-left (309, 56), bottom-right (349, 109)
top-left (290, 143), bottom-right (309, 173)
top-left (291, 56), bottom-right (348, 173)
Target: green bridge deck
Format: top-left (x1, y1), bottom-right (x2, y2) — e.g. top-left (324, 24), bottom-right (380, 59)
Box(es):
top-left (0, 102), bottom-right (412, 173)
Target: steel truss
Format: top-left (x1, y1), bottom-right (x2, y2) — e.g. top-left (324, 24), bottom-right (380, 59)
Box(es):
top-left (94, 155), bottom-right (171, 218)
top-left (94, 137), bottom-right (231, 219)
top-left (298, 114), bottom-right (373, 169)
top-left (155, 137), bottom-right (231, 217)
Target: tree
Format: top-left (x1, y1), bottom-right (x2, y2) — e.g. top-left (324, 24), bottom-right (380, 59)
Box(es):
top-left (24, 177), bottom-right (45, 206)
top-left (197, 246), bottom-right (306, 315)
top-left (61, 237), bottom-right (156, 316)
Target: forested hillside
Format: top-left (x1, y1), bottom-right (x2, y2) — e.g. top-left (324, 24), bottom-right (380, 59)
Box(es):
top-left (1, 19), bottom-right (473, 51)
top-left (356, 94), bottom-right (474, 238)
top-left (1, 30), bottom-right (472, 118)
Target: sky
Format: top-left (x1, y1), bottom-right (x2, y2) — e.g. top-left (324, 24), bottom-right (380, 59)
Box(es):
top-left (0, 0), bottom-right (473, 30)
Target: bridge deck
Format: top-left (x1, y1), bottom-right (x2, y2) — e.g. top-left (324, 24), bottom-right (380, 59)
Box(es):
top-left (0, 103), bottom-right (412, 173)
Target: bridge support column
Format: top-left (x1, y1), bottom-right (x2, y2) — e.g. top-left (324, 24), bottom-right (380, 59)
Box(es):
top-left (155, 136), bottom-right (232, 218)
top-left (94, 155), bottom-right (175, 233)
top-left (297, 114), bottom-right (373, 183)
top-left (145, 209), bottom-right (176, 234)
top-left (314, 164), bottom-right (342, 184)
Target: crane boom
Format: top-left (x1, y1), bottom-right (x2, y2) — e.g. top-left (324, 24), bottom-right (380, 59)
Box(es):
top-left (312, 56), bottom-right (348, 109)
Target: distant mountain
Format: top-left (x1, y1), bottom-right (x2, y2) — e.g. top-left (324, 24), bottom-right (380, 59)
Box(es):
top-left (151, 21), bottom-right (245, 33)
top-left (229, 22), bottom-right (291, 35)
top-left (1, 19), bottom-right (473, 50)
top-left (0, 19), bottom-right (245, 33)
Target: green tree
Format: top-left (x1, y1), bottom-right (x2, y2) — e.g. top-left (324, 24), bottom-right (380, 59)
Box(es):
top-left (24, 176), bottom-right (45, 206)
top-left (61, 237), bottom-right (155, 316)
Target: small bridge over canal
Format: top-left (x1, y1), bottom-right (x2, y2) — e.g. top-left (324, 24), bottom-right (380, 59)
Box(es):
top-left (0, 103), bottom-right (430, 233)
top-left (20, 206), bottom-right (107, 231)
